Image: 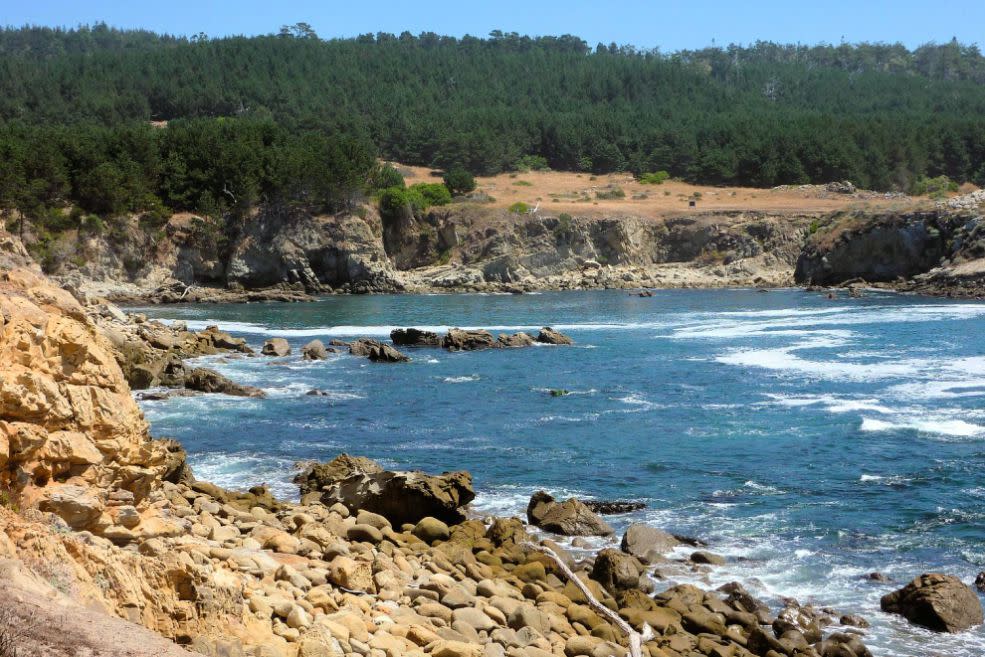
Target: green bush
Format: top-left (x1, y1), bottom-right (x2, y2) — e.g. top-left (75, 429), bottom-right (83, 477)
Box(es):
top-left (409, 182), bottom-right (452, 207)
top-left (911, 175), bottom-right (959, 198)
top-left (442, 168), bottom-right (476, 195)
top-left (80, 214), bottom-right (105, 235)
top-left (512, 180), bottom-right (533, 187)
top-left (371, 164), bottom-right (405, 190)
top-left (638, 171), bottom-right (670, 185)
top-left (595, 186), bottom-right (625, 200)
top-left (515, 155), bottom-right (550, 172)
top-left (508, 201), bottom-right (530, 214)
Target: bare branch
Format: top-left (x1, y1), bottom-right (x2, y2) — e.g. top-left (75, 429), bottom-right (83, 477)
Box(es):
top-left (523, 542), bottom-right (653, 657)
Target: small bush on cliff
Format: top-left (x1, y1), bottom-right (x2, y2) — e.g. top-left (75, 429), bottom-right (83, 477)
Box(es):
top-left (410, 182), bottom-right (452, 207)
top-left (442, 168), bottom-right (475, 196)
top-left (508, 201), bottom-right (530, 214)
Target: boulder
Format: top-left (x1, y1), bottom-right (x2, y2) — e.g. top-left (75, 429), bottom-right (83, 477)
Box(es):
top-left (620, 523), bottom-right (679, 563)
top-left (295, 454), bottom-right (383, 496)
top-left (368, 343), bottom-right (409, 363)
top-left (185, 368), bottom-right (266, 398)
top-left (320, 466), bottom-right (475, 526)
top-left (39, 484), bottom-right (104, 530)
top-left (262, 338), bottom-right (291, 356)
top-left (590, 548), bottom-right (646, 595)
top-left (583, 500), bottom-right (646, 514)
top-left (413, 517), bottom-right (451, 543)
top-left (348, 339), bottom-right (382, 357)
top-left (497, 332), bottom-right (534, 348)
top-left (526, 491), bottom-right (613, 536)
top-left (881, 573), bottom-right (984, 633)
top-left (301, 340), bottom-right (328, 360)
top-left (535, 327), bottom-right (573, 345)
top-left (391, 328), bottom-right (442, 347)
top-left (689, 550), bottom-right (726, 566)
top-left (443, 329), bottom-right (498, 351)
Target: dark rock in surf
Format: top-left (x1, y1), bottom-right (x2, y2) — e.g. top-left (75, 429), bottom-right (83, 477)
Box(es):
top-left (526, 490), bottom-right (613, 536)
top-left (301, 339), bottom-right (328, 360)
top-left (583, 500), bottom-right (647, 515)
top-left (368, 343), bottom-right (409, 363)
top-left (184, 367), bottom-right (266, 398)
top-left (391, 328), bottom-right (442, 347)
top-left (536, 327), bottom-right (573, 345)
top-left (497, 332), bottom-right (535, 348)
top-left (443, 328), bottom-right (498, 351)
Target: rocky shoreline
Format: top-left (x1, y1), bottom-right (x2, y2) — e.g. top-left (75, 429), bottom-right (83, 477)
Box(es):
top-left (2, 238), bottom-right (985, 657)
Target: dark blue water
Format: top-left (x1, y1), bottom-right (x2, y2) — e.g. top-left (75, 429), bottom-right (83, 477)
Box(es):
top-left (135, 289), bottom-right (985, 656)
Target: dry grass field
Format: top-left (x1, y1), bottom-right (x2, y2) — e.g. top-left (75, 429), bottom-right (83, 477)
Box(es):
top-left (396, 164), bottom-right (942, 218)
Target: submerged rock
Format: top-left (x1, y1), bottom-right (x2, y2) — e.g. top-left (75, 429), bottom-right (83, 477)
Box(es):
top-left (526, 491), bottom-right (613, 536)
top-left (583, 499), bottom-right (646, 514)
top-left (881, 573), bottom-right (984, 633)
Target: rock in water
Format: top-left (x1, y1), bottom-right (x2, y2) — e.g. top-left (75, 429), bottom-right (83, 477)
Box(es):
top-left (526, 491), bottom-right (613, 536)
top-left (497, 332), bottom-right (535, 348)
top-left (301, 339), bottom-right (328, 360)
top-left (368, 343), bottom-right (409, 363)
top-left (295, 453), bottom-right (383, 496)
top-left (443, 328), bottom-right (498, 351)
top-left (348, 338), bottom-right (383, 356)
top-left (261, 337), bottom-right (291, 356)
top-left (583, 499), bottom-right (646, 514)
top-left (391, 328), bottom-right (442, 347)
top-left (620, 523), bottom-right (679, 563)
top-left (313, 457), bottom-right (475, 526)
top-left (880, 573), bottom-right (984, 632)
top-left (536, 327), bottom-right (573, 345)
top-left (184, 368), bottom-right (266, 398)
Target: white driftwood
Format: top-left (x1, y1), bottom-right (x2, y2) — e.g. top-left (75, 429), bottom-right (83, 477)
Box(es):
top-left (524, 542), bottom-right (653, 657)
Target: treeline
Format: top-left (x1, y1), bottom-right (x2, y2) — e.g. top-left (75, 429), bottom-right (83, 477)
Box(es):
top-left (1, 24), bottom-right (985, 225)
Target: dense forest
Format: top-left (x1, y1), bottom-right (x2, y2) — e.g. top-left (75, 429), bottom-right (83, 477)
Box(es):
top-left (1, 23), bottom-right (985, 229)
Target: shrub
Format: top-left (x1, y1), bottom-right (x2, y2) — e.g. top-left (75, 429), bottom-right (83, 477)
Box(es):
top-left (378, 186), bottom-right (416, 222)
top-left (508, 201), bottom-right (530, 214)
top-left (442, 168), bottom-right (475, 195)
top-left (512, 180), bottom-right (533, 187)
top-left (515, 155), bottom-right (550, 172)
top-left (409, 182), bottom-right (452, 207)
top-left (79, 214), bottom-right (105, 236)
top-left (638, 171), bottom-right (670, 185)
top-left (596, 186), bottom-right (625, 200)
top-left (370, 164), bottom-right (405, 190)
top-left (911, 175), bottom-right (959, 198)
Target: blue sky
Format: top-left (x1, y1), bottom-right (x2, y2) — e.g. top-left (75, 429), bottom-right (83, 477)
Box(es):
top-left (1, 1), bottom-right (982, 51)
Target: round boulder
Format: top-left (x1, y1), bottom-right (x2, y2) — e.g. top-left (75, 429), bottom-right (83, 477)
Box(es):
top-left (262, 338), bottom-right (291, 356)
top-left (413, 517), bottom-right (451, 543)
top-left (880, 573), bottom-right (984, 633)
top-left (620, 523), bottom-right (679, 563)
top-left (301, 340), bottom-right (328, 360)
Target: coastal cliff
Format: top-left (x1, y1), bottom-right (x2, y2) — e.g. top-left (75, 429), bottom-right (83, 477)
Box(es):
top-left (0, 237), bottom-right (880, 657)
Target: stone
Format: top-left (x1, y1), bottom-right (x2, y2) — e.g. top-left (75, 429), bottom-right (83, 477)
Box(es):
top-left (443, 329), bottom-right (498, 351)
top-left (262, 338), bottom-right (291, 356)
top-left (689, 550), bottom-right (726, 566)
top-left (295, 453), bottom-right (384, 496)
top-left (620, 523), bottom-right (678, 563)
top-left (453, 607), bottom-right (498, 632)
top-left (526, 492), bottom-right (613, 536)
top-left (39, 484), bottom-right (104, 530)
top-left (590, 549), bottom-right (645, 594)
top-left (535, 327), bottom-right (573, 345)
top-left (413, 517), bottom-right (451, 543)
top-left (880, 573), bottom-right (984, 633)
top-left (497, 333), bottom-right (534, 348)
top-left (320, 463), bottom-right (475, 526)
top-left (347, 524), bottom-right (384, 544)
top-left (302, 340), bottom-right (329, 360)
top-left (390, 328), bottom-right (442, 347)
top-left (581, 500), bottom-right (646, 515)
top-left (328, 556), bottom-right (374, 592)
top-left (185, 367), bottom-right (266, 397)
top-left (368, 343), bottom-right (409, 363)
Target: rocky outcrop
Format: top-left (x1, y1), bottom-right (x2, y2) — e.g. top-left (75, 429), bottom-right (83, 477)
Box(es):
top-left (184, 367), bottom-right (266, 398)
top-left (301, 339), bottom-right (328, 360)
top-left (261, 337), bottom-right (291, 356)
top-left (391, 328), bottom-right (443, 347)
top-left (443, 328), bottom-right (498, 351)
top-left (536, 327), bottom-right (573, 345)
top-left (526, 491), bottom-right (614, 536)
top-left (881, 573), bottom-right (984, 633)
top-left (317, 463), bottom-right (475, 526)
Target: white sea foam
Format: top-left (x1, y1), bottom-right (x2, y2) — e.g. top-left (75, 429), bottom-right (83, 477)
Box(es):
top-left (860, 417), bottom-right (984, 437)
top-left (443, 375), bottom-right (479, 383)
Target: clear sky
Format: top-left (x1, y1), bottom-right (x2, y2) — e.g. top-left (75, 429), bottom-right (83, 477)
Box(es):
top-left (1, 0), bottom-right (982, 51)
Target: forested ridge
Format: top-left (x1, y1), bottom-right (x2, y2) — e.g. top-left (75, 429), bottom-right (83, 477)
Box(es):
top-left (1, 23), bottom-right (985, 230)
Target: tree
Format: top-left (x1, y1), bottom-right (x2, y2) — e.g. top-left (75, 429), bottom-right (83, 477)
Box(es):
top-left (442, 168), bottom-right (475, 195)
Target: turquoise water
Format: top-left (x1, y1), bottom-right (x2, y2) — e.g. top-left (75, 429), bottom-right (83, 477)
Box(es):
top-left (135, 289), bottom-right (985, 656)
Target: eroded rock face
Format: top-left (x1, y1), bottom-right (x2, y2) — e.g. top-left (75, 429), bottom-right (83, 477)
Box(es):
top-left (526, 491), bottom-right (614, 536)
top-left (295, 453), bottom-right (384, 497)
top-left (881, 573), bottom-right (984, 633)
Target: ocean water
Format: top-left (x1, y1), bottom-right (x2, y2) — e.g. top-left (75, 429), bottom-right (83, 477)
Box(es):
top-left (134, 288), bottom-right (985, 656)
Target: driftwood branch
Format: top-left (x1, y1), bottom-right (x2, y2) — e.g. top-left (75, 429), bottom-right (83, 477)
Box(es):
top-left (523, 542), bottom-right (653, 657)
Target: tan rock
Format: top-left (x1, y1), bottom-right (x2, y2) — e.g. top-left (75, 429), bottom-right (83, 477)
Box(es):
top-left (328, 555), bottom-right (374, 592)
